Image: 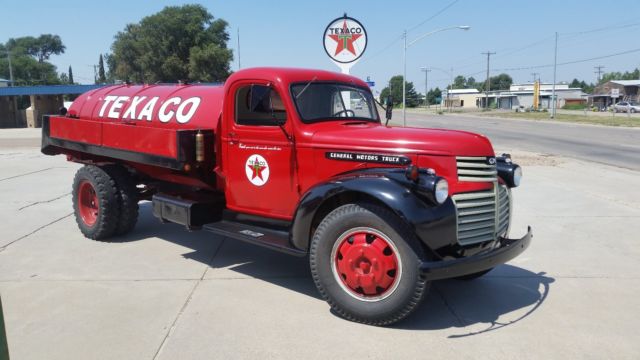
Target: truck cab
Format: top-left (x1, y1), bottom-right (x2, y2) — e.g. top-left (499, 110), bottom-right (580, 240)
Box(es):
top-left (42, 67), bottom-right (531, 326)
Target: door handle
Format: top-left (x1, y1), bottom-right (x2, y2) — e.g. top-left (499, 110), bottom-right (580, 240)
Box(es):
top-left (228, 132), bottom-right (238, 144)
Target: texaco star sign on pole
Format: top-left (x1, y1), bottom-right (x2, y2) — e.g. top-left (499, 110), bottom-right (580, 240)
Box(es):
top-left (323, 14), bottom-right (367, 74)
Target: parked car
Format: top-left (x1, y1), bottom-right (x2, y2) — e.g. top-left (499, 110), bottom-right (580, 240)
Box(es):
top-left (613, 101), bottom-right (640, 113)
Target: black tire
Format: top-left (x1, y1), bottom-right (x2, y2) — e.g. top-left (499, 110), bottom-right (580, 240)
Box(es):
top-left (455, 268), bottom-right (493, 280)
top-left (631, 108), bottom-right (636, 113)
top-left (72, 165), bottom-right (120, 240)
top-left (103, 165), bottom-right (139, 236)
top-left (310, 203), bottom-right (428, 326)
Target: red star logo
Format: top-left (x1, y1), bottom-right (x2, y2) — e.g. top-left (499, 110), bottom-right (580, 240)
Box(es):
top-left (328, 20), bottom-right (362, 56)
top-left (247, 157), bottom-right (266, 180)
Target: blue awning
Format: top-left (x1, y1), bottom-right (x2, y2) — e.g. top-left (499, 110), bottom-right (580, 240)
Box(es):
top-left (0, 84), bottom-right (105, 97)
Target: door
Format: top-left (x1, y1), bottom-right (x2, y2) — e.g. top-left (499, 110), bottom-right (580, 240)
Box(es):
top-left (222, 82), bottom-right (298, 219)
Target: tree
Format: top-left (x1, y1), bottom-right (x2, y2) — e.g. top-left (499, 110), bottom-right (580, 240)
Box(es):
top-left (569, 78), bottom-right (594, 94)
top-left (379, 75), bottom-right (420, 108)
top-left (7, 34), bottom-right (65, 63)
top-left (110, 4), bottom-right (233, 83)
top-left (97, 54), bottom-right (106, 83)
top-left (450, 75), bottom-right (484, 90)
top-left (68, 66), bottom-right (74, 84)
top-left (426, 87), bottom-right (442, 105)
top-left (452, 75), bottom-right (466, 89)
top-left (489, 73), bottom-right (512, 90)
top-left (600, 68), bottom-right (640, 84)
top-left (0, 35), bottom-right (65, 85)
top-left (104, 53), bottom-right (116, 83)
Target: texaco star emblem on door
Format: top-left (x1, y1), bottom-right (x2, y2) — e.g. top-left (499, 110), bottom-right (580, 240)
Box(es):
top-left (245, 154), bottom-right (270, 186)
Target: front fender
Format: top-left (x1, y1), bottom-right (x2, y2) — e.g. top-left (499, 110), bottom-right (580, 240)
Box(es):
top-left (290, 170), bottom-right (457, 254)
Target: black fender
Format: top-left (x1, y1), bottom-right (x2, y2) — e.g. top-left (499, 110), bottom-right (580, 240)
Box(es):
top-left (290, 168), bottom-right (457, 255)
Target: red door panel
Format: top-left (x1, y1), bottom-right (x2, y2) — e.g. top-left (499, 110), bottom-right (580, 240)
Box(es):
top-left (222, 82), bottom-right (299, 219)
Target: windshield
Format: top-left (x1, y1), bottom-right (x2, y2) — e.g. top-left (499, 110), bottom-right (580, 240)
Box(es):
top-left (291, 83), bottom-right (379, 123)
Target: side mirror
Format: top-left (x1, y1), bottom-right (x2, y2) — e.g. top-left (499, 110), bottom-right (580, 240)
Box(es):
top-left (249, 84), bottom-right (272, 112)
top-left (385, 95), bottom-right (393, 120)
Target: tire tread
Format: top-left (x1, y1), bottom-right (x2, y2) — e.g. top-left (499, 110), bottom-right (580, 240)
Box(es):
top-left (309, 203), bottom-right (428, 326)
top-left (72, 165), bottom-right (120, 240)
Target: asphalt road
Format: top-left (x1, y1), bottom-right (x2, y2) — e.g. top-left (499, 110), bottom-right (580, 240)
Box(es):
top-left (392, 111), bottom-right (640, 171)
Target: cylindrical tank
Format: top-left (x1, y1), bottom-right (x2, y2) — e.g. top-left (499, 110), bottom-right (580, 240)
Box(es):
top-left (67, 83), bottom-right (225, 130)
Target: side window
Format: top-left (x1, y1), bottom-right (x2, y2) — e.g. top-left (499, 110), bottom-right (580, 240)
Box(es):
top-left (235, 85), bottom-right (287, 126)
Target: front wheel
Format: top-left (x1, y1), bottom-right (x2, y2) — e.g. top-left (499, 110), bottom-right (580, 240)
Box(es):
top-left (310, 203), bottom-right (428, 326)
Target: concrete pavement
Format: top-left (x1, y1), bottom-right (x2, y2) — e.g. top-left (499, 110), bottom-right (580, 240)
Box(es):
top-left (1, 129), bottom-right (639, 359)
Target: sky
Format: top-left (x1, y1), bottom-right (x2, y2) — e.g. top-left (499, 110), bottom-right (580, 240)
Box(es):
top-left (2, 0), bottom-right (640, 94)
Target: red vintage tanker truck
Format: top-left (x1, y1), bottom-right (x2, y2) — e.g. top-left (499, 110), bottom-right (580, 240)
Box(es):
top-left (42, 67), bottom-right (531, 325)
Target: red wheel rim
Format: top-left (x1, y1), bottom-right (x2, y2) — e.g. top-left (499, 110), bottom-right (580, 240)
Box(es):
top-left (332, 227), bottom-right (401, 301)
top-left (78, 180), bottom-right (99, 226)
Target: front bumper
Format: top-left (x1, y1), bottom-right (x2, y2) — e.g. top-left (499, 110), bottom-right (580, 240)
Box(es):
top-left (420, 226), bottom-right (532, 280)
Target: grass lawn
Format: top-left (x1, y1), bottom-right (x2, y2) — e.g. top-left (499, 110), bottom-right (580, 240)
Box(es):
top-left (479, 111), bottom-right (640, 127)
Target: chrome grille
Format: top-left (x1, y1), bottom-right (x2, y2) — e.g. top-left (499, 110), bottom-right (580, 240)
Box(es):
top-left (452, 184), bottom-right (511, 246)
top-left (456, 156), bottom-right (497, 182)
top-left (497, 185), bottom-right (511, 237)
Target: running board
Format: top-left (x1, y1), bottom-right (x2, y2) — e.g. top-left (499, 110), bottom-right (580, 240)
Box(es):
top-left (203, 221), bottom-right (306, 257)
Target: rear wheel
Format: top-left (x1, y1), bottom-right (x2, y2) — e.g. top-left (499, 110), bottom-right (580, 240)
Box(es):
top-left (72, 165), bottom-right (120, 240)
top-left (631, 108), bottom-right (637, 113)
top-left (103, 165), bottom-right (139, 236)
top-left (310, 203), bottom-right (428, 326)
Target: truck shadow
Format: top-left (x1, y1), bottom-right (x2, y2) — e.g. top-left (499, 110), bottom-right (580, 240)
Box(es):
top-left (124, 203), bottom-right (553, 334)
top-left (398, 267), bottom-right (555, 334)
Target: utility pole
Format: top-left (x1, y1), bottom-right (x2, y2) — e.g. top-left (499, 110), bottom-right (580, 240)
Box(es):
top-left (402, 30), bottom-right (407, 126)
top-left (482, 51), bottom-right (496, 109)
top-left (237, 27), bottom-right (241, 69)
top-left (7, 51), bottom-right (13, 86)
top-left (551, 32), bottom-right (558, 119)
top-left (531, 72), bottom-right (539, 83)
top-left (594, 65), bottom-right (604, 83)
top-left (448, 67), bottom-right (453, 112)
top-left (421, 67), bottom-right (431, 107)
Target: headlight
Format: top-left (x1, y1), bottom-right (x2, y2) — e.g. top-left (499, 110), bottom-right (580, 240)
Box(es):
top-left (513, 166), bottom-right (522, 187)
top-left (434, 178), bottom-right (449, 204)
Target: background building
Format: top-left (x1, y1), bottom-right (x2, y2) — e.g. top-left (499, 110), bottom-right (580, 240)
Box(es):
top-left (0, 84), bottom-right (103, 128)
top-left (479, 83), bottom-right (587, 109)
top-left (442, 89), bottom-right (480, 109)
top-left (589, 80), bottom-right (640, 109)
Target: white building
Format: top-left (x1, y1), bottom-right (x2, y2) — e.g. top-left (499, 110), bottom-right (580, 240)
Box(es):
top-left (441, 88), bottom-right (480, 108)
top-left (480, 83), bottom-right (587, 109)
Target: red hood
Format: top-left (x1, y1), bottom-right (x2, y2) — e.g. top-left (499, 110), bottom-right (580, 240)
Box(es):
top-left (306, 122), bottom-right (494, 157)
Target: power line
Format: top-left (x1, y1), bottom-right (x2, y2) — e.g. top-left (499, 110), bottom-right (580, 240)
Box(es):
top-left (562, 21), bottom-right (640, 38)
top-left (451, 34), bottom-right (555, 70)
top-left (359, 33), bottom-right (404, 63)
top-left (493, 47), bottom-right (640, 72)
top-left (450, 20), bottom-right (640, 72)
top-left (362, 0), bottom-right (460, 64)
top-left (407, 0), bottom-right (460, 32)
